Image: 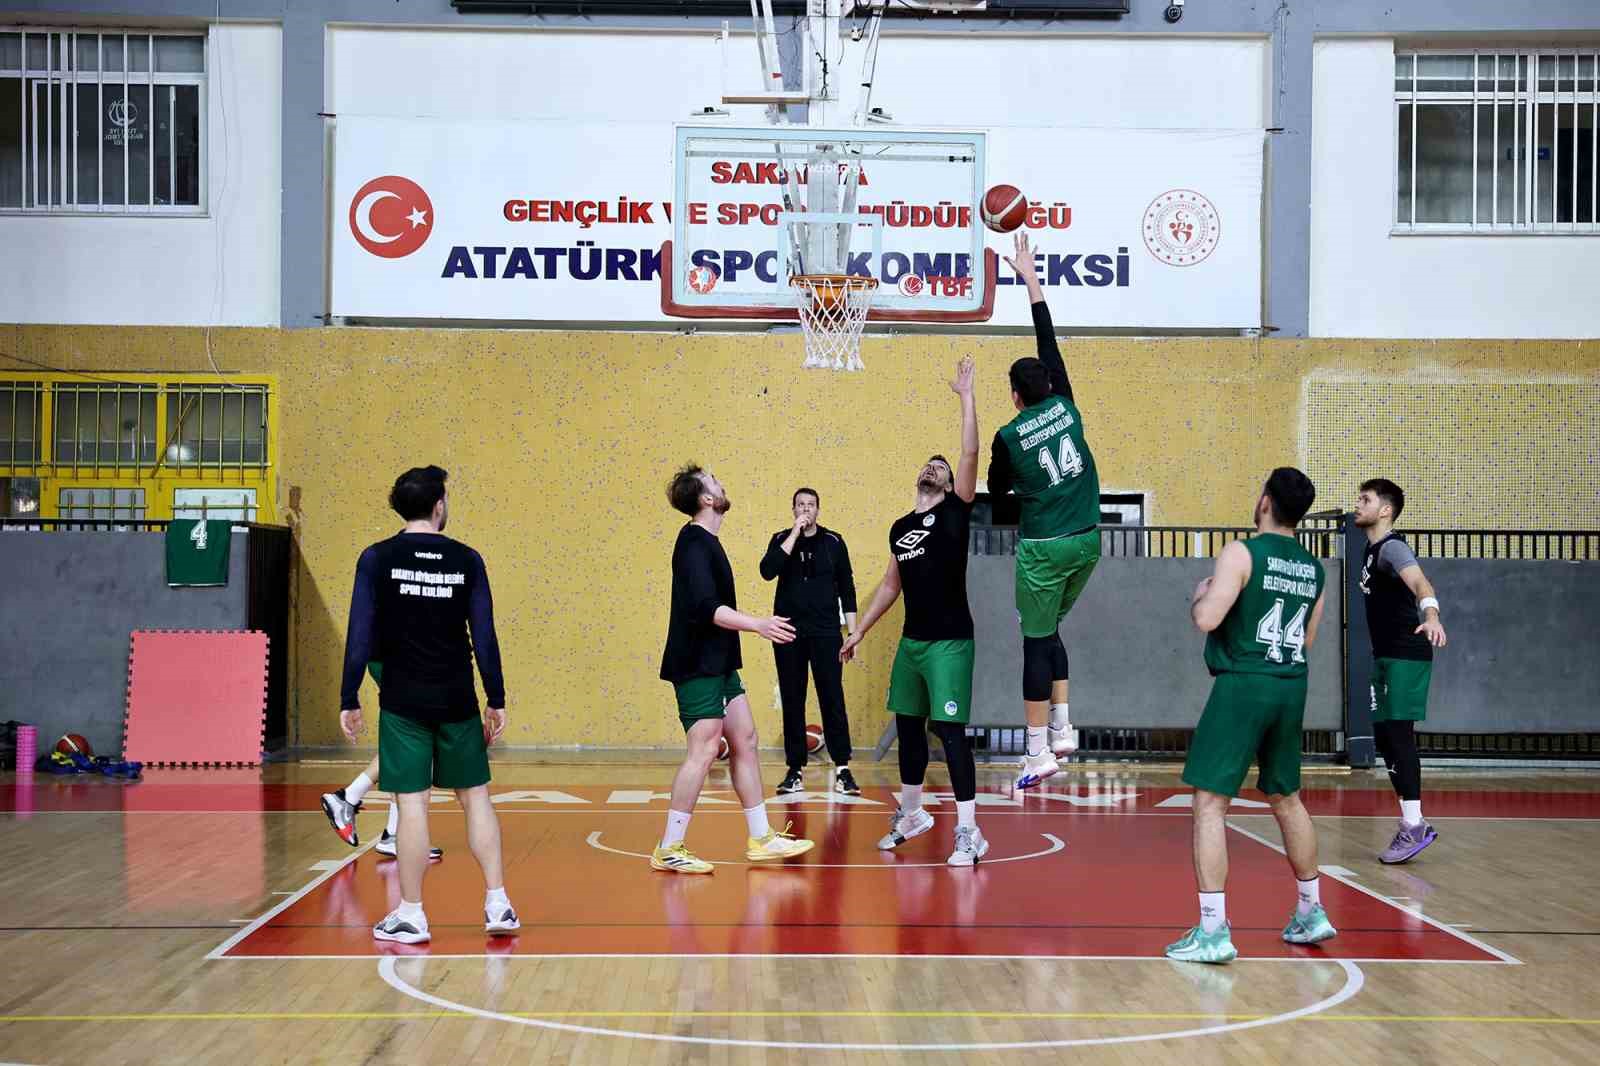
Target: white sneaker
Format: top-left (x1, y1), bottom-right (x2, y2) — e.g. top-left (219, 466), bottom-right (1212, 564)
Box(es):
top-left (485, 904), bottom-right (521, 936)
top-left (1049, 725), bottom-right (1079, 758)
top-left (373, 908), bottom-right (430, 944)
top-left (1015, 749), bottom-right (1060, 791)
top-left (876, 804), bottom-right (935, 850)
top-left (947, 825), bottom-right (990, 866)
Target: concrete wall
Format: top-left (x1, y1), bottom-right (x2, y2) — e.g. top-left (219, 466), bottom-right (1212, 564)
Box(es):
top-left (0, 529), bottom-right (248, 756)
top-left (969, 556), bottom-right (1344, 731)
top-left (1387, 560), bottom-right (1600, 733)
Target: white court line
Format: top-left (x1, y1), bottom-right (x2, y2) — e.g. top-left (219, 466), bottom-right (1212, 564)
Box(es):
top-left (204, 840), bottom-right (375, 961)
top-left (1224, 821), bottom-right (1522, 965)
top-left (378, 955), bottom-right (1365, 1052)
top-left (11, 809), bottom-right (1600, 821)
top-left (219, 951), bottom-right (1503, 965)
top-left (585, 830), bottom-right (1065, 868)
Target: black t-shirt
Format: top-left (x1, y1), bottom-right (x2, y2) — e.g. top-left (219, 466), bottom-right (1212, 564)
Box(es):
top-left (339, 532), bottom-right (505, 723)
top-left (660, 523), bottom-right (743, 683)
top-left (1361, 532), bottom-right (1433, 661)
top-left (889, 493), bottom-right (974, 641)
top-left (759, 526), bottom-right (858, 638)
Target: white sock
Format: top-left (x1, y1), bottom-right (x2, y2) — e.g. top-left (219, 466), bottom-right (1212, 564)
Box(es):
top-left (956, 799), bottom-right (977, 829)
top-left (347, 771), bottom-right (374, 805)
top-left (386, 802), bottom-right (400, 836)
top-left (744, 804), bottom-right (772, 839)
top-left (397, 899), bottom-right (427, 927)
top-left (1296, 876), bottom-right (1321, 916)
top-left (900, 784), bottom-right (923, 812)
top-left (1400, 799), bottom-right (1423, 825)
top-left (485, 886), bottom-right (510, 911)
top-left (1049, 703), bottom-right (1070, 731)
top-left (661, 809), bottom-right (691, 847)
top-left (1198, 892), bottom-right (1226, 934)
top-left (1025, 725), bottom-right (1048, 757)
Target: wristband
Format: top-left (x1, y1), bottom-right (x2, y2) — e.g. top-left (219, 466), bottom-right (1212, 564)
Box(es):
top-left (1418, 596), bottom-right (1439, 614)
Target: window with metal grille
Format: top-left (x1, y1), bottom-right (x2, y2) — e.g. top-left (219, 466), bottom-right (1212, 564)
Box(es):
top-left (0, 28), bottom-right (205, 213)
top-left (58, 485), bottom-right (145, 522)
top-left (0, 381), bottom-right (42, 463)
top-left (164, 384), bottom-right (268, 468)
top-left (50, 382), bottom-right (158, 468)
top-left (1395, 50), bottom-right (1599, 232)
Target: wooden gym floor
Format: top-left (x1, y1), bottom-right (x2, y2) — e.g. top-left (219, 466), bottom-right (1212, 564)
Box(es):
top-left (3, 759), bottom-right (1598, 1064)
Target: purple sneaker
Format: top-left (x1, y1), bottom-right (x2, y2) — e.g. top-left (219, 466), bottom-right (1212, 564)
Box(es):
top-left (1379, 820), bottom-right (1438, 864)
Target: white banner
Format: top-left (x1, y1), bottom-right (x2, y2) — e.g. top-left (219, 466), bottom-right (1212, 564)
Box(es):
top-left (332, 117), bottom-right (1263, 329)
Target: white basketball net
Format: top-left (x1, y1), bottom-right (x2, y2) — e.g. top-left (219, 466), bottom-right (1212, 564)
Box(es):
top-left (791, 274), bottom-right (878, 372)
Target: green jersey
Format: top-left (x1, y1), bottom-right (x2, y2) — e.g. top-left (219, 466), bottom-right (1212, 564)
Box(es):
top-left (993, 395), bottom-right (1101, 539)
top-left (1204, 533), bottom-right (1324, 678)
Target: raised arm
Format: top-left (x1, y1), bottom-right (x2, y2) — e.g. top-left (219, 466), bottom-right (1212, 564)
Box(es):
top-left (1004, 230), bottom-right (1073, 403)
top-left (839, 556), bottom-right (902, 662)
top-left (949, 355), bottom-right (979, 503)
top-left (1190, 540), bottom-right (1252, 633)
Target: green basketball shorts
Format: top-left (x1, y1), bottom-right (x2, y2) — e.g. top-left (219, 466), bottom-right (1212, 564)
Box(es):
top-left (1015, 530), bottom-right (1101, 638)
top-left (1371, 657), bottom-right (1432, 723)
top-left (378, 710), bottom-right (491, 794)
top-left (887, 638), bottom-right (975, 725)
top-left (1182, 672), bottom-right (1309, 798)
top-left (673, 671), bottom-right (745, 732)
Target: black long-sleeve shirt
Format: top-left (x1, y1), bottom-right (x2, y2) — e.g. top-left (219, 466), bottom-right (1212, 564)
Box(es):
top-left (987, 299), bottom-right (1074, 497)
top-left (759, 525), bottom-right (857, 638)
top-left (339, 532), bottom-right (505, 722)
top-left (659, 523), bottom-right (742, 683)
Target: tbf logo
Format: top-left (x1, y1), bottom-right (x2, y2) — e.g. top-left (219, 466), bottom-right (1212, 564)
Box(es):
top-left (349, 176), bottom-right (434, 259)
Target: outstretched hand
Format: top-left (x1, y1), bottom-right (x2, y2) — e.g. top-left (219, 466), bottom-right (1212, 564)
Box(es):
top-left (1002, 230), bottom-right (1038, 282)
top-left (949, 355), bottom-right (975, 397)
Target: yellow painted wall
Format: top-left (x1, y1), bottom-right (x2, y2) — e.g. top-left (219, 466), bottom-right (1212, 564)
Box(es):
top-left (5, 325), bottom-right (1596, 747)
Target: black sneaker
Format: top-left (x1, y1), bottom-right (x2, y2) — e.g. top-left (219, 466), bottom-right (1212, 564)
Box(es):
top-left (776, 768), bottom-right (805, 795)
top-left (374, 830), bottom-right (443, 861)
top-left (834, 767), bottom-right (861, 796)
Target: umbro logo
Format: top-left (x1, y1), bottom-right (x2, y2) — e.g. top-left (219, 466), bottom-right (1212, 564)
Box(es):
top-left (895, 530), bottom-right (930, 551)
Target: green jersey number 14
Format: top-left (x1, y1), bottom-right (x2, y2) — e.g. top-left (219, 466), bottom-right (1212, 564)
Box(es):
top-left (1036, 435), bottom-right (1085, 487)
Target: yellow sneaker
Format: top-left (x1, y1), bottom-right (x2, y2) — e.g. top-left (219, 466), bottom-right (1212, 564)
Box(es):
top-left (746, 821), bottom-right (816, 862)
top-left (650, 842), bottom-right (714, 874)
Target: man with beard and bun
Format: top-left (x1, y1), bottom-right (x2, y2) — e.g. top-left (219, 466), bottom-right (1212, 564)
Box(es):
top-left (1354, 478), bottom-right (1447, 864)
top-left (338, 465), bottom-right (517, 944)
top-left (841, 357), bottom-right (987, 866)
top-left (653, 465), bottom-right (816, 874)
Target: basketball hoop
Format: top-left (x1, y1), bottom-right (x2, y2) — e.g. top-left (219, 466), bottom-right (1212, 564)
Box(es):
top-left (791, 273), bottom-right (879, 371)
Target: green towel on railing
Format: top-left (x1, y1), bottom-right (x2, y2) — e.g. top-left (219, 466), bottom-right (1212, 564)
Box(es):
top-left (166, 519), bottom-right (232, 587)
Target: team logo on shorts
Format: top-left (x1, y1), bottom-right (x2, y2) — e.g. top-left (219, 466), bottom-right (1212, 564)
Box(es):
top-left (1142, 189), bottom-right (1220, 267)
top-left (922, 513), bottom-right (936, 527)
top-left (943, 700), bottom-right (959, 717)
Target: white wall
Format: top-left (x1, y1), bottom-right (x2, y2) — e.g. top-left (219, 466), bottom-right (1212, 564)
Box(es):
top-left (328, 26), bottom-right (1264, 128)
top-left (0, 23), bottom-right (281, 327)
top-left (1311, 38), bottom-right (1598, 338)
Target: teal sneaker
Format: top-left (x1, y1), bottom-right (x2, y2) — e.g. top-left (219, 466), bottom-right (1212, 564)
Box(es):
top-left (1282, 904), bottom-right (1338, 944)
top-left (1164, 923), bottom-right (1238, 964)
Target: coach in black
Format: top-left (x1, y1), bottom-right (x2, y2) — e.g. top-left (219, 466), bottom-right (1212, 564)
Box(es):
top-left (760, 487), bottom-right (860, 795)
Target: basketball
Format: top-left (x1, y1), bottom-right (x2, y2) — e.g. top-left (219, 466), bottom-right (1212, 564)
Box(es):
top-left (56, 733), bottom-right (92, 757)
top-left (982, 183), bottom-right (1028, 233)
top-left (805, 723), bottom-right (824, 754)
top-left (716, 735), bottom-right (731, 761)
